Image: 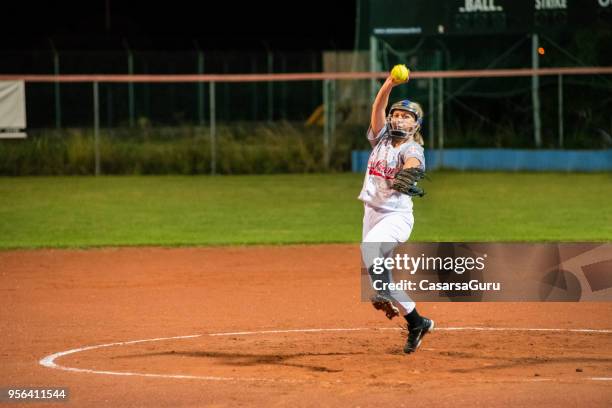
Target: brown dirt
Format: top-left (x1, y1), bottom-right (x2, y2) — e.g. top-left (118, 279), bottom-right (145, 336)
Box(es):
top-left (1, 245), bottom-right (611, 407)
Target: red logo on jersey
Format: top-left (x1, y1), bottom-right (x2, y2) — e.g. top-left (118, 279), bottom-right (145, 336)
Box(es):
top-left (367, 159), bottom-right (400, 180)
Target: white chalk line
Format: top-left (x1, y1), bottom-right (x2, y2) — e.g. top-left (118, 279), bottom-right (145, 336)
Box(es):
top-left (40, 327), bottom-right (612, 384)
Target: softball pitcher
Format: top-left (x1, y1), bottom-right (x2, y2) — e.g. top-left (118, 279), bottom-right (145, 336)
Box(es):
top-left (359, 72), bottom-right (434, 354)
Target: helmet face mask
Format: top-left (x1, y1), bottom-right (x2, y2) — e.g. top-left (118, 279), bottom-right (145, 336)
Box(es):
top-left (387, 112), bottom-right (419, 139)
top-left (387, 100), bottom-right (423, 139)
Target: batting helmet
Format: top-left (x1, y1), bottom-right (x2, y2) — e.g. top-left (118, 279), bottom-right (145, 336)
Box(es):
top-left (387, 99), bottom-right (424, 139)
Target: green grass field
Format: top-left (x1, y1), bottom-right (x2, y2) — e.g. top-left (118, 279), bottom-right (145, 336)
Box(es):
top-left (0, 172), bottom-right (610, 248)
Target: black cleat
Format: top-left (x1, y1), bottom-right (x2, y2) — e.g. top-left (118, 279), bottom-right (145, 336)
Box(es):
top-left (370, 294), bottom-right (400, 320)
top-left (404, 317), bottom-right (434, 354)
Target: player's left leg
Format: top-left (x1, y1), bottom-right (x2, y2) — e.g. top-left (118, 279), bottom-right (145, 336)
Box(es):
top-left (361, 205), bottom-right (403, 319)
top-left (362, 210), bottom-right (416, 314)
top-left (362, 210), bottom-right (435, 353)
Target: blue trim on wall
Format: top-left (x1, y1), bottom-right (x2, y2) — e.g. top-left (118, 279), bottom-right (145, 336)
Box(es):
top-left (351, 149), bottom-right (612, 172)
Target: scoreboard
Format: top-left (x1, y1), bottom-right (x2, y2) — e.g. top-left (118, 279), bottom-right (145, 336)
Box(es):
top-left (366, 0), bottom-right (612, 36)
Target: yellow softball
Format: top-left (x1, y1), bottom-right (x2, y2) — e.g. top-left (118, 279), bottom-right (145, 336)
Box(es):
top-left (391, 64), bottom-right (410, 82)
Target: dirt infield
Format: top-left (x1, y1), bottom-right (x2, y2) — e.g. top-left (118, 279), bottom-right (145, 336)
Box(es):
top-left (1, 245), bottom-right (611, 407)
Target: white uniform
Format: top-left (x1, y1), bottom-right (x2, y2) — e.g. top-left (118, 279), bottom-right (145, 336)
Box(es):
top-left (359, 125), bottom-right (425, 313)
top-left (359, 125), bottom-right (425, 241)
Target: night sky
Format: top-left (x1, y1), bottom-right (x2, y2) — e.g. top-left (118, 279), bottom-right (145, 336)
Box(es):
top-left (3, 1), bottom-right (357, 51)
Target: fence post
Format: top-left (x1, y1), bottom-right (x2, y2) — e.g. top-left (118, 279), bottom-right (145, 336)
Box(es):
top-left (49, 40), bottom-right (62, 129)
top-left (558, 74), bottom-right (564, 148)
top-left (330, 79), bottom-right (336, 167)
top-left (93, 81), bottom-right (100, 176)
top-left (428, 77), bottom-right (435, 149)
top-left (280, 55), bottom-right (287, 121)
top-left (532, 33), bottom-right (542, 147)
top-left (209, 81), bottom-right (217, 175)
top-left (311, 51), bottom-right (318, 116)
top-left (437, 77), bottom-right (444, 168)
top-left (197, 51), bottom-right (205, 126)
top-left (323, 79), bottom-right (336, 169)
top-left (251, 55), bottom-right (257, 121)
top-left (267, 51), bottom-right (273, 123)
top-left (124, 40), bottom-right (135, 128)
top-left (53, 52), bottom-right (61, 129)
top-left (369, 35), bottom-right (379, 101)
top-left (323, 80), bottom-right (329, 169)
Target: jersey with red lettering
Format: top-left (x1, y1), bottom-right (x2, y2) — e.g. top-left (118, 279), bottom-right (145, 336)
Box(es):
top-left (358, 125), bottom-right (425, 212)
